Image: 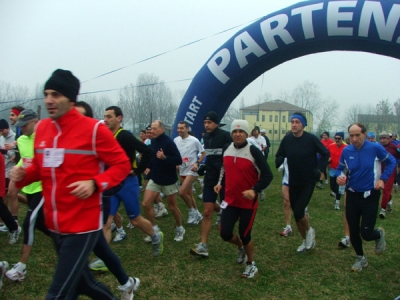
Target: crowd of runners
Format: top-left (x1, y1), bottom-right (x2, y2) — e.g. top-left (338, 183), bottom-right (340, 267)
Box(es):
top-left (0, 69), bottom-right (399, 299)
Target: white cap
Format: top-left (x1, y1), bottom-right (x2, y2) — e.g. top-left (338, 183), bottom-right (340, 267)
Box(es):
top-left (231, 119), bottom-right (249, 136)
top-left (260, 129), bottom-right (266, 133)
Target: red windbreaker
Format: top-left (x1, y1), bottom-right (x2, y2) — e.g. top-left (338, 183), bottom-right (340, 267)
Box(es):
top-left (16, 108), bottom-right (130, 234)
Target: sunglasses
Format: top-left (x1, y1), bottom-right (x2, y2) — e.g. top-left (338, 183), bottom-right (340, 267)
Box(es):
top-left (335, 137), bottom-right (342, 140)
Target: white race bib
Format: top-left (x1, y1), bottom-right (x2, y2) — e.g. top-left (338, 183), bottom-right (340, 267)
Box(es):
top-left (43, 148), bottom-right (65, 168)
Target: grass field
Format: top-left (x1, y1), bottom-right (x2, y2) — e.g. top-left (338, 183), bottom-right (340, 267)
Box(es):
top-left (1, 161), bottom-right (400, 300)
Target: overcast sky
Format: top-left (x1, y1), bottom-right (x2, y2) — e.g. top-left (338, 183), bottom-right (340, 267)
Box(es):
top-left (1, 0), bottom-right (399, 121)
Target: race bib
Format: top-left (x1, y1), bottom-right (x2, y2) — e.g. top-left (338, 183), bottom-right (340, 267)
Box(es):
top-left (220, 200), bottom-right (228, 209)
top-left (181, 157), bottom-right (190, 167)
top-left (43, 148), bottom-right (65, 168)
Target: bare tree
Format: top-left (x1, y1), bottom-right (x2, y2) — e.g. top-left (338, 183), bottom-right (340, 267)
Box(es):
top-left (221, 105), bottom-right (240, 126)
top-left (291, 80), bottom-right (321, 114)
top-left (315, 98), bottom-right (338, 134)
top-left (255, 92), bottom-right (273, 105)
top-left (394, 98), bottom-right (400, 116)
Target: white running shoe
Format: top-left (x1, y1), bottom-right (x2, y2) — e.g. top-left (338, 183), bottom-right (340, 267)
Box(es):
top-left (190, 243), bottom-right (209, 257)
top-left (379, 209), bottom-right (386, 219)
top-left (193, 211), bottom-right (203, 225)
top-left (215, 212), bottom-right (222, 226)
top-left (127, 223), bottom-right (135, 229)
top-left (0, 224), bottom-right (9, 233)
top-left (338, 237), bottom-right (350, 249)
top-left (5, 262), bottom-right (26, 282)
top-left (9, 226), bottom-right (21, 245)
top-left (113, 230), bottom-right (127, 243)
top-left (155, 203), bottom-right (168, 218)
top-left (334, 201), bottom-right (340, 210)
top-left (296, 240), bottom-right (307, 252)
top-left (324, 179), bottom-right (328, 184)
top-left (351, 255), bottom-right (368, 272)
top-left (118, 277), bottom-right (140, 300)
top-left (187, 210), bottom-right (196, 225)
top-left (305, 227), bottom-right (316, 250)
top-left (242, 262), bottom-right (258, 278)
top-left (330, 191), bottom-right (336, 197)
top-left (375, 227), bottom-right (386, 255)
top-left (388, 200), bottom-right (393, 212)
top-left (111, 222), bottom-right (117, 232)
top-left (280, 226), bottom-right (292, 237)
top-left (144, 235), bottom-right (152, 243)
top-left (0, 261), bottom-right (9, 289)
top-left (237, 247), bottom-right (247, 264)
top-left (174, 228), bottom-right (185, 242)
top-left (198, 193), bottom-right (203, 200)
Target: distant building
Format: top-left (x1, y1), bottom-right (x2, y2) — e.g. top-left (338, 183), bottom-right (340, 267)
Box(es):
top-left (358, 114), bottom-right (400, 134)
top-left (240, 100), bottom-right (313, 141)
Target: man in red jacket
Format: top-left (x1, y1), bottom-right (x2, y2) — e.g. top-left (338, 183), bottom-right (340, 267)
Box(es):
top-left (10, 69), bottom-right (131, 300)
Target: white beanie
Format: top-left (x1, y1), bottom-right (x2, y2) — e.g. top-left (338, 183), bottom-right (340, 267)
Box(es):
top-left (231, 119), bottom-right (249, 136)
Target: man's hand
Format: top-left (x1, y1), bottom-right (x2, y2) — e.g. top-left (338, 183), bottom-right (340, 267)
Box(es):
top-left (68, 180), bottom-right (96, 199)
top-left (374, 179), bottom-right (385, 190)
top-left (4, 143), bottom-right (15, 151)
top-left (144, 168), bottom-right (150, 175)
top-left (242, 189), bottom-right (256, 200)
top-left (214, 184), bottom-right (222, 194)
top-left (156, 148), bottom-right (166, 160)
top-left (10, 166), bottom-right (26, 182)
top-left (337, 176), bottom-right (347, 186)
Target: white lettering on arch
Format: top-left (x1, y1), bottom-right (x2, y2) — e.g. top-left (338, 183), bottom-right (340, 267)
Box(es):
top-left (291, 3), bottom-right (324, 39)
top-left (327, 1), bottom-right (357, 36)
top-left (260, 14), bottom-right (295, 52)
top-left (359, 1), bottom-right (400, 42)
top-left (234, 31), bottom-right (267, 68)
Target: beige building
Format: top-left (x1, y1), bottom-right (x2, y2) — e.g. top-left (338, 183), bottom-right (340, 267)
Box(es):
top-left (240, 100), bottom-right (313, 141)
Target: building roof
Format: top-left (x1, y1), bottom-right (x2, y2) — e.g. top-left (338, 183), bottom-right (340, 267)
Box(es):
top-left (241, 99), bottom-right (310, 112)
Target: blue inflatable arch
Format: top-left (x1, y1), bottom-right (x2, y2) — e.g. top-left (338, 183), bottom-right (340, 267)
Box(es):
top-left (172, 0), bottom-right (400, 138)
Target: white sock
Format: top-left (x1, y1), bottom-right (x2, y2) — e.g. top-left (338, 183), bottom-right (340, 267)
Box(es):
top-left (177, 226), bottom-right (184, 231)
top-left (117, 227), bottom-right (124, 233)
top-left (286, 225), bottom-right (292, 230)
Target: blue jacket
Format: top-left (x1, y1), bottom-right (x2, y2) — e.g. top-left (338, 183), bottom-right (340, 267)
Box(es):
top-left (336, 140), bottom-right (396, 192)
top-left (149, 133), bottom-right (182, 185)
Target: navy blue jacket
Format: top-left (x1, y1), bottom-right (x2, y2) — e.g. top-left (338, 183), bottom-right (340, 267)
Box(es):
top-left (149, 133), bottom-right (182, 185)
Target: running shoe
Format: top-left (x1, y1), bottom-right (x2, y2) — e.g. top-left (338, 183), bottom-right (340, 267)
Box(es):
top-left (0, 261), bottom-right (9, 289)
top-left (9, 226), bottom-right (21, 245)
top-left (190, 243), bottom-right (209, 257)
top-left (152, 232), bottom-right (164, 257)
top-left (375, 227), bottom-right (386, 255)
top-left (215, 212), bottom-right (222, 226)
top-left (351, 255), bottom-right (368, 272)
top-left (334, 201), bottom-right (340, 210)
top-left (242, 262), bottom-right (258, 278)
top-left (193, 211), bottom-right (203, 225)
top-left (305, 227), bottom-right (316, 250)
top-left (113, 231), bottom-right (127, 243)
top-left (5, 262), bottom-right (26, 281)
top-left (155, 203), bottom-right (168, 218)
top-left (187, 210), bottom-right (195, 225)
top-left (0, 224), bottom-right (9, 233)
top-left (237, 247), bottom-right (247, 264)
top-left (174, 228), bottom-right (185, 242)
top-left (379, 209), bottom-right (386, 219)
top-left (118, 277), bottom-right (140, 300)
top-left (296, 240), bottom-right (307, 252)
top-left (388, 200), bottom-right (393, 212)
top-left (280, 226), bottom-right (292, 237)
top-left (127, 223), bottom-right (135, 229)
top-left (89, 258), bottom-right (108, 272)
top-left (338, 237), bottom-right (350, 249)
top-left (144, 235), bottom-right (152, 243)
top-left (316, 183), bottom-right (323, 189)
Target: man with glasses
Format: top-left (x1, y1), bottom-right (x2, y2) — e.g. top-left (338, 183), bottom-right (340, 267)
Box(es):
top-left (327, 132), bottom-right (347, 210)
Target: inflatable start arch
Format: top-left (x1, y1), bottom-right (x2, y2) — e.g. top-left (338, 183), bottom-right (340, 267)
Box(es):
top-left (172, 0), bottom-right (400, 137)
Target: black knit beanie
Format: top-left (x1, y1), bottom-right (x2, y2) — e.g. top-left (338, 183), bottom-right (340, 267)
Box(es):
top-left (44, 69), bottom-right (80, 102)
top-left (203, 111), bottom-right (218, 124)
